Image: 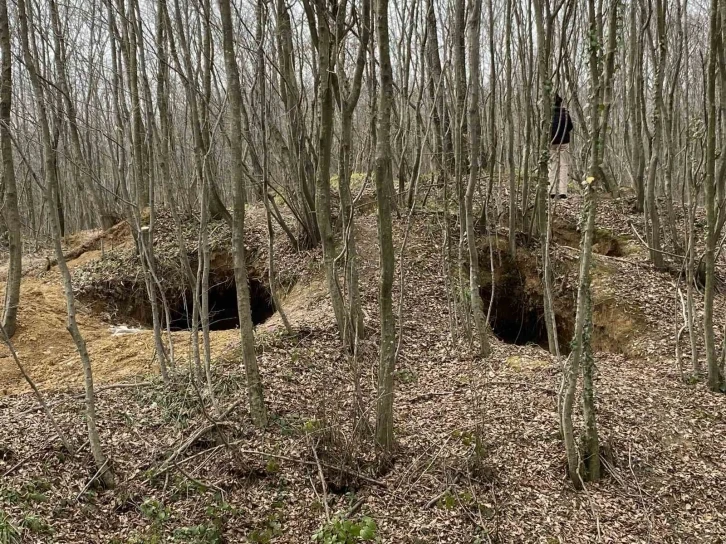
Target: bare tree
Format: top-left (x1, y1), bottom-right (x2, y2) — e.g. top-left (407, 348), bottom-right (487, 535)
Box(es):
top-left (465, 0), bottom-right (490, 358)
top-left (219, 0), bottom-right (268, 425)
top-left (18, 0), bottom-right (115, 488)
top-left (373, 0), bottom-right (398, 454)
top-left (0, 0), bottom-right (20, 338)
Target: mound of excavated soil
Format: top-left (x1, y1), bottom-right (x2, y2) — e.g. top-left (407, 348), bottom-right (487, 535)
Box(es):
top-left (0, 208), bottom-right (322, 394)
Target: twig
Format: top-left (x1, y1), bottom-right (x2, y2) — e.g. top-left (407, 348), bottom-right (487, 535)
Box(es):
top-left (0, 322), bottom-right (74, 454)
top-left (171, 454), bottom-right (226, 500)
top-left (2, 443), bottom-right (46, 478)
top-left (345, 498), bottom-right (365, 518)
top-left (162, 421), bottom-right (236, 469)
top-left (75, 459), bottom-right (109, 501)
top-left (628, 221), bottom-right (686, 260)
top-left (425, 485), bottom-right (453, 508)
top-left (311, 439), bottom-right (331, 522)
top-left (559, 244), bottom-right (652, 268)
top-left (236, 448), bottom-right (387, 488)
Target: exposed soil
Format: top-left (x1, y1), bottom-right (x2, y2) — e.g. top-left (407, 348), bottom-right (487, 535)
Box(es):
top-left (479, 234), bottom-right (647, 357)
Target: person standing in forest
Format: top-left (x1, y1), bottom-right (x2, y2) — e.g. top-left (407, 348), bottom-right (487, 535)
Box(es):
top-left (549, 93), bottom-right (574, 199)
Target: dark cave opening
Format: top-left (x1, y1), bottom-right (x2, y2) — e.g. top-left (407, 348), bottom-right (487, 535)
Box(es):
top-left (165, 277), bottom-right (275, 331)
top-left (481, 253), bottom-right (573, 354)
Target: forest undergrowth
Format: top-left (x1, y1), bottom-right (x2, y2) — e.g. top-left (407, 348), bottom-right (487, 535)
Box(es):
top-left (1, 194), bottom-right (724, 543)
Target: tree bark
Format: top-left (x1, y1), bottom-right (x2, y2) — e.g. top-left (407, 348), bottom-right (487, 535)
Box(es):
top-left (218, 0), bottom-right (268, 425)
top-left (0, 0), bottom-right (20, 338)
top-left (374, 0), bottom-right (397, 455)
top-left (465, 0), bottom-right (490, 358)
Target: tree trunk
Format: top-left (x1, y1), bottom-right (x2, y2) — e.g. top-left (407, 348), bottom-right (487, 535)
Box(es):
top-left (704, 0), bottom-right (722, 392)
top-left (374, 0), bottom-right (397, 455)
top-left (533, 0), bottom-right (559, 356)
top-left (465, 0), bottom-right (489, 358)
top-left (218, 0), bottom-right (268, 425)
top-left (310, 0), bottom-right (351, 348)
top-left (19, 0), bottom-right (114, 488)
top-left (0, 0), bottom-right (20, 338)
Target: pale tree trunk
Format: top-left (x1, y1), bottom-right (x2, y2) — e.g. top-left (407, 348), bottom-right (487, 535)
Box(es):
top-left (425, 0), bottom-right (451, 175)
top-left (199, 177), bottom-right (217, 409)
top-left (0, 0), bottom-right (20, 339)
top-left (49, 0), bottom-right (114, 230)
top-left (644, 0), bottom-right (666, 269)
top-left (337, 0), bottom-right (369, 343)
top-left (18, 0), bottom-right (114, 488)
top-left (562, 0), bottom-right (619, 487)
top-left (533, 0), bottom-right (559, 356)
top-left (218, 0), bottom-right (267, 425)
top-left (454, 0), bottom-right (470, 339)
top-left (374, 0), bottom-right (397, 455)
top-left (309, 0), bottom-right (351, 348)
top-left (274, 0), bottom-right (320, 249)
top-left (258, 0), bottom-right (292, 336)
top-left (465, 0), bottom-right (490, 358)
top-left (478, 0), bottom-right (497, 227)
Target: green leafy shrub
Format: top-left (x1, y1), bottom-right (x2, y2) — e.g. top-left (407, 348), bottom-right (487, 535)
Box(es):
top-left (140, 498), bottom-right (169, 524)
top-left (312, 516), bottom-right (378, 543)
top-left (173, 523), bottom-right (222, 543)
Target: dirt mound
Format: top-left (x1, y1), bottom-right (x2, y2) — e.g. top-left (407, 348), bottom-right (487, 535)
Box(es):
top-left (552, 218), bottom-right (628, 257)
top-left (0, 208), bottom-right (323, 394)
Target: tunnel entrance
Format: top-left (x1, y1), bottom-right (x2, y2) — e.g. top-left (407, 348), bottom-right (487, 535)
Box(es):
top-left (480, 252), bottom-right (573, 354)
top-left (165, 277), bottom-right (275, 331)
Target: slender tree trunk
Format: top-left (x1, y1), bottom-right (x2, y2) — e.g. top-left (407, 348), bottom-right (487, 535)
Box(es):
top-left (704, 0), bottom-right (722, 392)
top-left (337, 0), bottom-right (370, 343)
top-left (533, 0), bottom-right (559, 355)
top-left (0, 0), bottom-right (20, 338)
top-left (310, 0), bottom-right (351, 348)
top-left (218, 0), bottom-right (267, 425)
top-left (18, 0), bottom-right (114, 488)
top-left (374, 0), bottom-right (397, 455)
top-left (645, 0), bottom-right (666, 269)
top-left (465, 0), bottom-right (489, 358)
top-left (259, 0), bottom-right (292, 336)
top-left (505, 0), bottom-right (516, 256)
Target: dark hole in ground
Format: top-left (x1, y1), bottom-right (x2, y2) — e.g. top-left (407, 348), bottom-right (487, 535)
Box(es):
top-left (480, 252), bottom-right (573, 354)
top-left (165, 277), bottom-right (275, 331)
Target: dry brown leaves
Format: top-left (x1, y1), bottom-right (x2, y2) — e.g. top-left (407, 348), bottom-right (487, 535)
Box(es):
top-left (0, 200), bottom-right (724, 543)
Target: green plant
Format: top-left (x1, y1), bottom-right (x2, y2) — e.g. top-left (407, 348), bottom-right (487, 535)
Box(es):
top-left (140, 498), bottom-right (169, 525)
top-left (20, 514), bottom-right (52, 535)
top-left (303, 418), bottom-right (322, 434)
top-left (312, 516), bottom-right (378, 543)
top-left (265, 459), bottom-right (280, 474)
top-left (436, 491), bottom-right (456, 510)
top-left (0, 488), bottom-right (19, 505)
top-left (248, 513), bottom-right (283, 543)
top-left (394, 369), bottom-right (418, 384)
top-left (0, 511), bottom-right (20, 544)
top-left (173, 523), bottom-right (222, 543)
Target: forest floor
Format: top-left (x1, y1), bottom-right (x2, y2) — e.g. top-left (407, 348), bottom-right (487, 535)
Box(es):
top-left (0, 191), bottom-right (725, 543)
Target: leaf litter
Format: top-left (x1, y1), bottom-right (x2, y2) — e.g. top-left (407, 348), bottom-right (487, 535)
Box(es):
top-left (0, 196), bottom-right (724, 542)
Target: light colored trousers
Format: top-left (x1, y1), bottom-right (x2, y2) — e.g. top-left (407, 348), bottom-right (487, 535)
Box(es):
top-left (548, 143), bottom-right (570, 197)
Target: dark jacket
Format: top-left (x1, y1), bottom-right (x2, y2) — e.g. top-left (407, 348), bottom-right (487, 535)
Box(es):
top-left (550, 105), bottom-right (573, 145)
